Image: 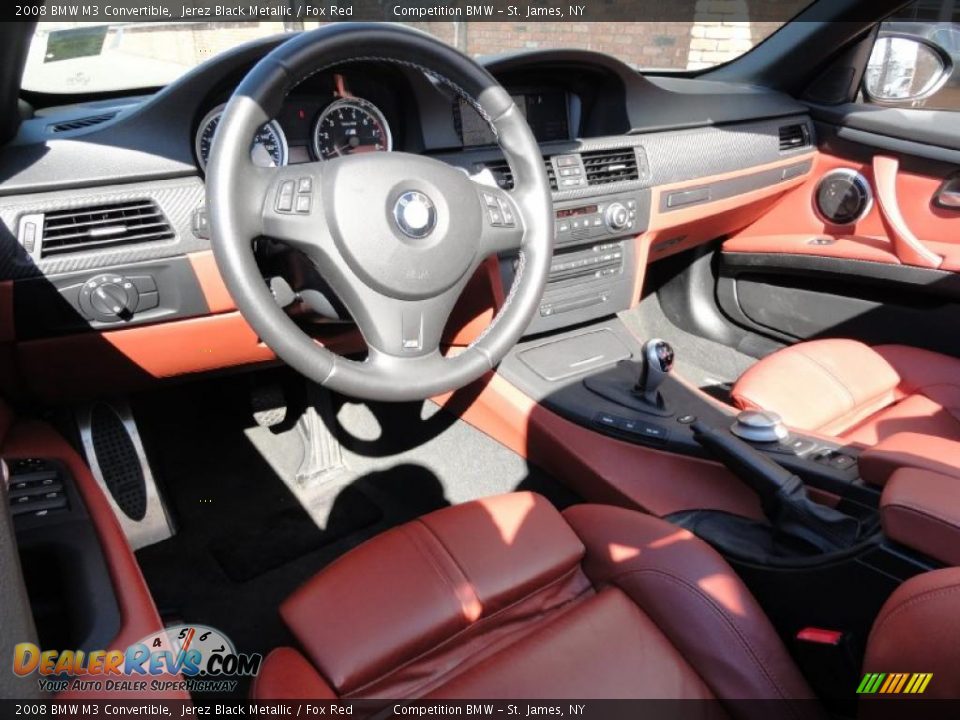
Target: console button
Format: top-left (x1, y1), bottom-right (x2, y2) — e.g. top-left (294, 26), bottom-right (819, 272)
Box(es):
top-left (829, 454), bottom-right (857, 471)
top-left (137, 292), bottom-right (160, 312)
top-left (593, 413), bottom-right (668, 445)
top-left (128, 275), bottom-right (157, 293)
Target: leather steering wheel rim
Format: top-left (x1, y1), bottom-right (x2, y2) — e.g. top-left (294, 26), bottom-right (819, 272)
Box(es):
top-left (207, 23), bottom-right (553, 402)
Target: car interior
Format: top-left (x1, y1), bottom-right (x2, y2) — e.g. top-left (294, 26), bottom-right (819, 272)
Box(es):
top-left (2, 1), bottom-right (960, 713)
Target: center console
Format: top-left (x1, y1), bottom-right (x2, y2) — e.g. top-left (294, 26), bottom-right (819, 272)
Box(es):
top-left (494, 316), bottom-right (945, 708)
top-left (500, 181), bottom-right (651, 336)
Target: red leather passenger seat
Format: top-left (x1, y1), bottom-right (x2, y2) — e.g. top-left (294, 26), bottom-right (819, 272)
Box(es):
top-left (252, 492), bottom-right (819, 706)
top-left (731, 339), bottom-right (960, 447)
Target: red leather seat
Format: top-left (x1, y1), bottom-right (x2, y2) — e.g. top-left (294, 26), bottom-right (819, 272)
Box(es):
top-left (731, 339), bottom-right (960, 447)
top-left (251, 492), bottom-right (821, 709)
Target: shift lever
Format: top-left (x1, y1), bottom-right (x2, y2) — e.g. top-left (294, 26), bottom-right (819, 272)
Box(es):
top-left (635, 339), bottom-right (675, 409)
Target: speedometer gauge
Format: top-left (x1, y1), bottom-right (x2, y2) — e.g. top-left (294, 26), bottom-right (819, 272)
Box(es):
top-left (195, 104), bottom-right (288, 170)
top-left (312, 98), bottom-right (392, 160)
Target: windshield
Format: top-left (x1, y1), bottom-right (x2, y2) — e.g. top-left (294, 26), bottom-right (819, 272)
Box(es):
top-left (22, 17), bottom-right (808, 94)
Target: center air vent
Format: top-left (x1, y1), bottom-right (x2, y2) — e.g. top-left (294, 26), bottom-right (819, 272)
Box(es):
top-left (49, 112), bottom-right (117, 133)
top-left (778, 123), bottom-right (811, 152)
top-left (581, 148), bottom-right (639, 186)
top-left (482, 157), bottom-right (559, 191)
top-left (39, 200), bottom-right (175, 257)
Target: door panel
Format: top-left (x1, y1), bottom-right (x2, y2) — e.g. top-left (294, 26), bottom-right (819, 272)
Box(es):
top-left (723, 142), bottom-right (960, 266)
top-left (717, 121), bottom-right (960, 356)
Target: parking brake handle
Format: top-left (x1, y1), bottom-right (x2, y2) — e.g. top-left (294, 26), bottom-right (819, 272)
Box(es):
top-left (691, 422), bottom-right (861, 553)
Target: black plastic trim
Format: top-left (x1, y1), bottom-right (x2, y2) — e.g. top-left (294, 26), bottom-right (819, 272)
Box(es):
top-left (11, 459), bottom-right (122, 652)
top-left (722, 251), bottom-right (960, 301)
top-left (14, 256), bottom-right (210, 340)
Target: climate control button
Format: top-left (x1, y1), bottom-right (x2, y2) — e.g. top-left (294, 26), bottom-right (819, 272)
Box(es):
top-left (604, 202), bottom-right (631, 231)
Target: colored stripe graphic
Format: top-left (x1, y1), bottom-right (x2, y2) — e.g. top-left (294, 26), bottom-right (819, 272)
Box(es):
top-left (858, 672), bottom-right (932, 694)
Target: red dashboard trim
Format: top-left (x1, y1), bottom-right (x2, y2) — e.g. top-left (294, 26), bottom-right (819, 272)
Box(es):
top-left (438, 372), bottom-right (763, 520)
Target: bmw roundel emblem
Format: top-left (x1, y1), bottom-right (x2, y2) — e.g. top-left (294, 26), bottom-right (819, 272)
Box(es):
top-left (393, 191), bottom-right (437, 239)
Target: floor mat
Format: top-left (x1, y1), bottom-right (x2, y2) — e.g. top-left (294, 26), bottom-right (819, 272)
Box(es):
top-left (132, 371), bottom-right (579, 697)
top-left (620, 293), bottom-right (759, 403)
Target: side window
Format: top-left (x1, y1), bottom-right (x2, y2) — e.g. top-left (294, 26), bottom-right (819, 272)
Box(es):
top-left (864, 0), bottom-right (960, 110)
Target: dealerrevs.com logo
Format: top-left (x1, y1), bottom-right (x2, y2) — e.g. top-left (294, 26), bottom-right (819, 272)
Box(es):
top-left (12, 624), bottom-right (262, 694)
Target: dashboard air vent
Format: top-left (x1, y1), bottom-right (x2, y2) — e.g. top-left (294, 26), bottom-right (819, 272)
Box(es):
top-left (582, 148), bottom-right (639, 185)
top-left (40, 200), bottom-right (175, 257)
top-left (544, 158), bottom-right (558, 191)
top-left (482, 157), bottom-right (558, 192)
top-left (49, 112), bottom-right (117, 133)
top-left (778, 123), bottom-right (811, 152)
top-left (483, 158), bottom-right (513, 190)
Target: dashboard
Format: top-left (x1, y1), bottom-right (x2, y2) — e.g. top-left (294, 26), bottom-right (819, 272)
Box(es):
top-left (0, 38), bottom-right (816, 400)
top-left (191, 64), bottom-right (582, 172)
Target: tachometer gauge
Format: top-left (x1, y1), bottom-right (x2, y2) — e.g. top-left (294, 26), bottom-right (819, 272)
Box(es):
top-left (312, 98), bottom-right (392, 160)
top-left (195, 104), bottom-right (288, 170)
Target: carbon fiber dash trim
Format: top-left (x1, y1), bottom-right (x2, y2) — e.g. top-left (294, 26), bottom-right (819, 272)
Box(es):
top-left (0, 177), bottom-right (207, 281)
top-left (439, 115), bottom-right (815, 203)
top-left (642, 116), bottom-right (814, 187)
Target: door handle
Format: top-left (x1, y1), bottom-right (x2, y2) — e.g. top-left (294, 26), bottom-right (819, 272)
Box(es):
top-left (873, 156), bottom-right (943, 269)
top-left (936, 177), bottom-right (960, 210)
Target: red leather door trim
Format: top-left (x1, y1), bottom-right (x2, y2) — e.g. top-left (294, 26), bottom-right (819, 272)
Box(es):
top-left (725, 152), bottom-right (960, 270)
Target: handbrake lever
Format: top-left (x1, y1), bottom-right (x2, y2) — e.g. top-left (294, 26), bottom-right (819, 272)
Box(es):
top-left (692, 421), bottom-right (861, 552)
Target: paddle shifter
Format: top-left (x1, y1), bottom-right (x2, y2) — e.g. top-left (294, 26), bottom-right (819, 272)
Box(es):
top-left (635, 339), bottom-right (675, 409)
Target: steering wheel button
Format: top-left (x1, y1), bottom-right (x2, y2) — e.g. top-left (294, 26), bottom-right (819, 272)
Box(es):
top-left (488, 207), bottom-right (503, 225)
top-left (297, 177), bottom-right (312, 193)
top-left (497, 199), bottom-right (515, 226)
top-left (277, 181), bottom-right (295, 212)
top-left (295, 195), bottom-right (311, 214)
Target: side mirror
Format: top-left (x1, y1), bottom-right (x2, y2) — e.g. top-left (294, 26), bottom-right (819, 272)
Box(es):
top-left (864, 33), bottom-right (953, 104)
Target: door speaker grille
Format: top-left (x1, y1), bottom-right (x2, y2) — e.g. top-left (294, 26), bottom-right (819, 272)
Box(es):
top-left (90, 403), bottom-right (147, 521)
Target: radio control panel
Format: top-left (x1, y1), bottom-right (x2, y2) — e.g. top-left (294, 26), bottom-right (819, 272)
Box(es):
top-left (502, 188), bottom-right (651, 336)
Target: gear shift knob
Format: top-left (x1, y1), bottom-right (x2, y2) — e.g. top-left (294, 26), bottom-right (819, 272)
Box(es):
top-left (636, 339), bottom-right (674, 406)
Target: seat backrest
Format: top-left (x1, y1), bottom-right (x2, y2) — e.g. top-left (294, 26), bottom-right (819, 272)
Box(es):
top-left (863, 568), bottom-right (960, 699)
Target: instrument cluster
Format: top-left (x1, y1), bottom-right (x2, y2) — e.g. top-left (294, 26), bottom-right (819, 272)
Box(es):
top-left (194, 71), bottom-right (397, 170)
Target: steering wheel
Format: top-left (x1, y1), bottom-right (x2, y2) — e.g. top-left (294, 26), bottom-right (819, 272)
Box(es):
top-left (207, 24), bottom-right (553, 402)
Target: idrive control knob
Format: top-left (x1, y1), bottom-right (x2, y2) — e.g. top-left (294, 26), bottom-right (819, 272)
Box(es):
top-left (731, 410), bottom-right (789, 443)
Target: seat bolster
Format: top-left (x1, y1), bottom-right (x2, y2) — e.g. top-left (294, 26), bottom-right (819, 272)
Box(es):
top-left (859, 432), bottom-right (960, 487)
top-left (732, 339), bottom-right (900, 434)
top-left (880, 468), bottom-right (960, 567)
top-left (875, 344), bottom-right (960, 401)
top-left (251, 648), bottom-right (337, 700)
top-left (280, 492), bottom-right (584, 695)
top-left (562, 504), bottom-right (819, 709)
top-left (864, 568), bottom-right (960, 699)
